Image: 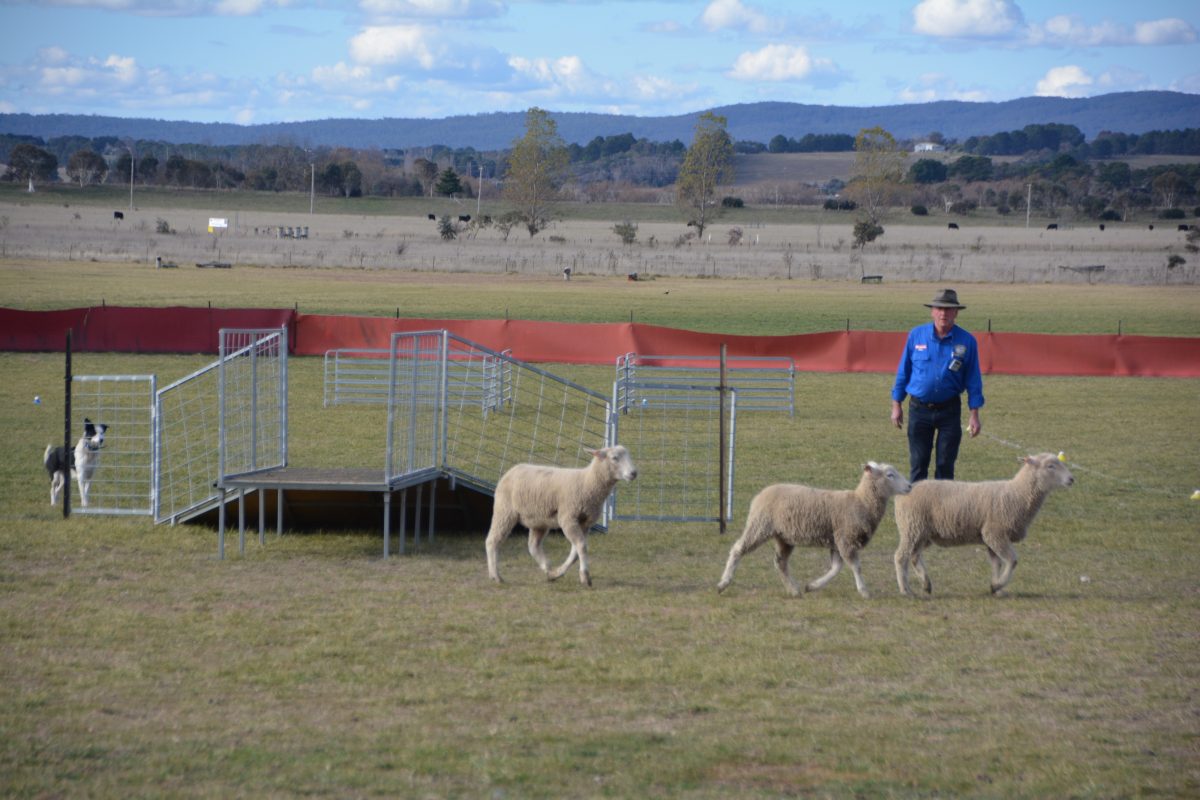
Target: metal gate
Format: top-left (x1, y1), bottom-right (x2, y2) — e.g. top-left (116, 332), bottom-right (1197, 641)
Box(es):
top-left (70, 374), bottom-right (157, 516)
top-left (608, 381), bottom-right (737, 523)
top-left (219, 328), bottom-right (287, 482)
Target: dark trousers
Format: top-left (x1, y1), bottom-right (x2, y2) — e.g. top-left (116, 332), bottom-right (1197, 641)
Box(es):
top-left (907, 398), bottom-right (962, 482)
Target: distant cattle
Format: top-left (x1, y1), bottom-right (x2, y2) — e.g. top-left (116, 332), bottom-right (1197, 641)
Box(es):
top-left (627, 272), bottom-right (639, 281)
top-left (428, 213), bottom-right (436, 221)
top-left (1099, 224), bottom-right (1105, 231)
top-left (947, 222), bottom-right (959, 230)
top-left (458, 215), bottom-right (471, 223)
top-left (1179, 224), bottom-right (1191, 231)
top-left (113, 211), bottom-right (124, 221)
top-left (1046, 223), bottom-right (1058, 230)
top-left (1148, 224), bottom-right (1154, 230)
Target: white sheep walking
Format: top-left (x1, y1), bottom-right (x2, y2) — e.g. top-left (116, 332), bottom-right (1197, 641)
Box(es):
top-left (485, 445), bottom-right (637, 587)
top-left (893, 452), bottom-right (1074, 596)
top-left (717, 462), bottom-right (911, 598)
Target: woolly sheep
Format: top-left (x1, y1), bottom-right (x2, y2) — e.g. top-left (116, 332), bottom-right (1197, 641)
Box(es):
top-left (485, 445), bottom-right (638, 587)
top-left (717, 462), bottom-right (911, 598)
top-left (893, 452), bottom-right (1074, 596)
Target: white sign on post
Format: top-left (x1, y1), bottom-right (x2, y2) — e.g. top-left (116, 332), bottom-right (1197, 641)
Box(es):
top-left (208, 217), bottom-right (228, 233)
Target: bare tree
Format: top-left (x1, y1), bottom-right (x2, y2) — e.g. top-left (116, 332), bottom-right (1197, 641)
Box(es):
top-left (675, 112), bottom-right (734, 239)
top-left (847, 126), bottom-right (906, 224)
top-left (502, 107), bottom-right (569, 237)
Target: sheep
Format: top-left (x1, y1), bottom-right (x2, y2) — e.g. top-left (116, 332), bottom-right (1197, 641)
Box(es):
top-left (893, 453), bottom-right (1074, 597)
top-left (485, 445), bottom-right (637, 587)
top-left (717, 462), bottom-right (911, 598)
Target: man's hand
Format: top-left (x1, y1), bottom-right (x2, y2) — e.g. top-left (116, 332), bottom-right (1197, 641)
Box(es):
top-left (891, 401), bottom-right (904, 429)
top-left (968, 408), bottom-right (982, 438)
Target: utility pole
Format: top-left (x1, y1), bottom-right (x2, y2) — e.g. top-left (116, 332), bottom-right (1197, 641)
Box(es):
top-left (476, 162), bottom-right (482, 218)
top-left (1025, 183), bottom-right (1032, 229)
top-left (310, 162), bottom-right (315, 215)
top-left (129, 147), bottom-right (135, 211)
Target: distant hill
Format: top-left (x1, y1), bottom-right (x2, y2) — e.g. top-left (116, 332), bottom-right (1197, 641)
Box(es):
top-left (2, 92), bottom-right (1197, 151)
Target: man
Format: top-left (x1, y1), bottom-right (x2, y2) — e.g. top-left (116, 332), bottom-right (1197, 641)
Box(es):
top-left (890, 288), bottom-right (984, 482)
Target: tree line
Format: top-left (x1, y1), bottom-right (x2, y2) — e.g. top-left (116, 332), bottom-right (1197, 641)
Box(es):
top-left (3, 117), bottom-right (1199, 238)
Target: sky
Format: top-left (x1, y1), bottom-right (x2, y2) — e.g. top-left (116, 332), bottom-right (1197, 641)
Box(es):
top-left (0, 0), bottom-right (1197, 125)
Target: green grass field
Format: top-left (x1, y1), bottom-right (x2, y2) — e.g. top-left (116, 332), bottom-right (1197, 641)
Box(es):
top-left (1, 264), bottom-right (1198, 797)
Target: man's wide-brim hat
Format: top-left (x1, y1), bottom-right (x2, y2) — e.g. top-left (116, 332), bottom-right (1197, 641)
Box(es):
top-left (924, 288), bottom-right (966, 309)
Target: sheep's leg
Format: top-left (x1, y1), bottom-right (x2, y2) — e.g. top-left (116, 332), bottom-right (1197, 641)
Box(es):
top-left (804, 547), bottom-right (843, 595)
top-left (717, 520), bottom-right (770, 593)
top-left (484, 510), bottom-right (519, 583)
top-left (527, 527), bottom-right (551, 573)
top-left (847, 552), bottom-right (870, 599)
top-left (894, 540), bottom-right (915, 596)
top-left (911, 548), bottom-right (933, 595)
top-left (988, 540), bottom-right (1018, 595)
top-left (548, 523), bottom-right (590, 586)
top-left (773, 540), bottom-right (804, 597)
top-left (985, 547), bottom-right (1002, 586)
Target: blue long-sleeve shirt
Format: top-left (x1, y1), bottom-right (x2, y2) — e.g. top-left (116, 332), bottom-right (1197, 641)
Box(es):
top-left (891, 322), bottom-right (985, 409)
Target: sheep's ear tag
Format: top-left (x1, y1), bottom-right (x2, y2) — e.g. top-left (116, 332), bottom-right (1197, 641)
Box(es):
top-left (1057, 451), bottom-right (1068, 463)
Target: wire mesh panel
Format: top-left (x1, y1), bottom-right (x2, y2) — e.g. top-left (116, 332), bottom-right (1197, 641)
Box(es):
top-left (438, 334), bottom-right (613, 500)
top-left (609, 382), bottom-right (737, 523)
top-left (155, 359), bottom-right (222, 523)
top-left (615, 353), bottom-right (794, 415)
top-left (219, 328), bottom-right (287, 481)
top-left (326, 346), bottom-right (513, 409)
top-left (324, 348), bottom-right (392, 407)
top-left (386, 332), bottom-right (445, 482)
top-left (69, 375), bottom-right (156, 516)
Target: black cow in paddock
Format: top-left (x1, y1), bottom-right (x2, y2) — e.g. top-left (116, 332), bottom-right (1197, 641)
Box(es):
top-left (1179, 224), bottom-right (1192, 232)
top-left (1046, 223), bottom-right (1058, 230)
top-left (113, 211), bottom-right (124, 221)
top-left (1099, 224), bottom-right (1105, 231)
top-left (947, 222), bottom-right (959, 230)
top-left (428, 213), bottom-right (436, 221)
top-left (458, 215), bottom-right (471, 223)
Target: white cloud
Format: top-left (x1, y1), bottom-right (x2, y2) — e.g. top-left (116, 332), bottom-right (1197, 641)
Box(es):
top-left (1035, 65), bottom-right (1093, 97)
top-left (897, 73), bottom-right (988, 102)
top-left (214, 0), bottom-right (265, 15)
top-left (349, 25), bottom-right (437, 68)
top-left (700, 0), bottom-right (772, 35)
top-left (103, 55), bottom-right (140, 83)
top-left (358, 0), bottom-right (506, 19)
top-left (629, 74), bottom-right (696, 102)
top-left (17, 1), bottom-right (294, 17)
top-left (38, 46), bottom-right (72, 65)
top-left (507, 55), bottom-right (594, 94)
top-left (1030, 15), bottom-right (1196, 47)
top-left (311, 61), bottom-right (374, 89)
top-left (912, 0), bottom-right (1024, 39)
top-left (728, 44), bottom-right (832, 82)
top-left (1134, 18), bottom-right (1196, 46)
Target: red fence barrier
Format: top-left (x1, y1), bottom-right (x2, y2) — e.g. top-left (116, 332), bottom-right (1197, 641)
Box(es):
top-left (3, 306), bottom-right (1198, 378)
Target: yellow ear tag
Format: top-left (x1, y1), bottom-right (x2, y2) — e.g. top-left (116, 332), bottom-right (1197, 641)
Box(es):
top-left (1057, 451), bottom-right (1067, 463)
top-left (1191, 490), bottom-right (1200, 501)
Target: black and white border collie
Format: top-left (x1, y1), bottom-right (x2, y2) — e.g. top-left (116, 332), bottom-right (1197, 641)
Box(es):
top-left (44, 418), bottom-right (108, 507)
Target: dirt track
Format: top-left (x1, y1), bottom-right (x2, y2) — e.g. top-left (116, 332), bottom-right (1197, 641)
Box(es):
top-left (1, 200), bottom-right (1195, 285)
